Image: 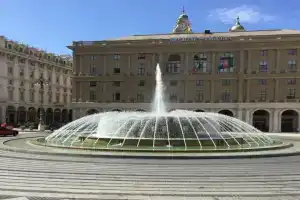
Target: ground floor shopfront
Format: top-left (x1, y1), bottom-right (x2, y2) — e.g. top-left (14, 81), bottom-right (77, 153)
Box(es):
top-left (70, 102), bottom-right (300, 133)
top-left (0, 104), bottom-right (73, 126)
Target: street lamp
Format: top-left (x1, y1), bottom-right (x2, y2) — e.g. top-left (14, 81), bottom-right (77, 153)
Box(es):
top-left (35, 73), bottom-right (48, 131)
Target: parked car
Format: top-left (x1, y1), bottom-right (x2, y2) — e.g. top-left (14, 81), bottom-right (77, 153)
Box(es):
top-left (0, 127), bottom-right (19, 136)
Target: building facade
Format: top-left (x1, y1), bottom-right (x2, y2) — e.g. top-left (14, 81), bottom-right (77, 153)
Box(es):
top-left (0, 36), bottom-right (73, 126)
top-left (69, 12), bottom-right (300, 133)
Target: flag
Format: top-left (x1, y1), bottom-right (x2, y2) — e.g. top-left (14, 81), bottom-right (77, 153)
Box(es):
top-left (223, 59), bottom-right (229, 68)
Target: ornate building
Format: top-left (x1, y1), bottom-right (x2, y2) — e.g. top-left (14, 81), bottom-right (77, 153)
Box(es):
top-left (0, 36), bottom-right (73, 126)
top-left (69, 11), bottom-right (300, 133)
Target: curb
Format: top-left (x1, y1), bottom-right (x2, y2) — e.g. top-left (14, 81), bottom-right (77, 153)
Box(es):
top-left (1, 137), bottom-right (299, 160)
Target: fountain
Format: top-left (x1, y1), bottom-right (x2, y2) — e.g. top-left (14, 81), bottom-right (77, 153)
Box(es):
top-left (44, 64), bottom-right (280, 152)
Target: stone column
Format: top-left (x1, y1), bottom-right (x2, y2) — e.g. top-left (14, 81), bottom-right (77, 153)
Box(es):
top-left (211, 53), bottom-right (216, 74)
top-left (127, 54), bottom-right (131, 75)
top-left (184, 52), bottom-right (189, 74)
top-left (245, 80), bottom-right (250, 102)
top-left (79, 82), bottom-right (83, 102)
top-left (80, 55), bottom-right (84, 74)
top-left (239, 50), bottom-right (244, 73)
top-left (247, 50), bottom-right (252, 74)
top-left (275, 49), bottom-right (280, 73)
top-left (272, 109), bottom-right (280, 132)
top-left (210, 81), bottom-right (215, 103)
top-left (274, 79), bottom-right (280, 101)
top-left (103, 56), bottom-right (107, 75)
top-left (238, 79), bottom-right (243, 102)
top-left (237, 108), bottom-right (243, 121)
top-left (0, 105), bottom-right (5, 123)
top-left (245, 109), bottom-right (251, 124)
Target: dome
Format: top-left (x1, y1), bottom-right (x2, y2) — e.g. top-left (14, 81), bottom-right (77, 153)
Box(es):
top-left (230, 16), bottom-right (246, 32)
top-left (45, 110), bottom-right (275, 150)
top-left (178, 13), bottom-right (189, 20)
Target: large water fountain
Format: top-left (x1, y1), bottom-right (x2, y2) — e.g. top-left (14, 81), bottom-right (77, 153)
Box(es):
top-left (44, 64), bottom-right (280, 152)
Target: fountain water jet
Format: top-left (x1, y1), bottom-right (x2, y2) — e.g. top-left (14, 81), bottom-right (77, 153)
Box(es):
top-left (44, 64), bottom-right (279, 152)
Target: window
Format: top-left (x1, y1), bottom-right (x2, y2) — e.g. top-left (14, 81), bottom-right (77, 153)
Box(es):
top-left (56, 94), bottom-right (60, 102)
top-left (260, 50), bottom-right (268, 56)
top-left (113, 54), bottom-right (120, 60)
top-left (166, 63), bottom-right (180, 73)
top-left (19, 69), bottom-right (24, 76)
top-left (9, 80), bottom-right (13, 85)
top-left (169, 93), bottom-right (177, 102)
top-left (288, 60), bottom-right (297, 72)
top-left (113, 92), bottom-right (121, 101)
top-left (138, 53), bottom-right (146, 60)
top-left (196, 80), bottom-right (204, 86)
top-left (258, 79), bottom-right (267, 85)
top-left (137, 63), bottom-right (145, 75)
top-left (90, 64), bottom-right (96, 74)
top-left (8, 90), bottom-right (13, 101)
top-left (288, 49), bottom-right (297, 55)
top-left (90, 55), bottom-right (96, 60)
top-left (8, 67), bottom-right (13, 75)
top-left (90, 81), bottom-right (97, 87)
top-left (258, 89), bottom-right (267, 101)
top-left (63, 95), bottom-right (67, 104)
top-left (195, 90), bottom-right (203, 102)
top-left (113, 63), bottom-right (120, 74)
top-left (221, 90), bottom-right (230, 102)
top-left (170, 80), bottom-right (178, 86)
top-left (89, 90), bottom-right (96, 101)
top-left (137, 92), bottom-right (144, 102)
top-left (20, 81), bottom-right (24, 86)
top-left (287, 88), bottom-right (296, 99)
top-left (30, 71), bottom-right (34, 78)
top-left (287, 79), bottom-right (296, 85)
top-left (30, 91), bottom-right (35, 102)
top-left (113, 81), bottom-right (120, 87)
top-left (138, 80), bottom-right (145, 86)
top-left (218, 55), bottom-right (234, 73)
top-left (193, 54), bottom-right (208, 73)
top-left (19, 91), bottom-right (24, 101)
top-left (48, 94), bottom-right (52, 103)
top-left (259, 61), bottom-right (268, 72)
top-left (222, 79), bottom-right (231, 86)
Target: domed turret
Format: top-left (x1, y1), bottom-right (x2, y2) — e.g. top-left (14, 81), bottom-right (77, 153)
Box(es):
top-left (229, 17), bottom-right (246, 32)
top-left (172, 7), bottom-right (193, 34)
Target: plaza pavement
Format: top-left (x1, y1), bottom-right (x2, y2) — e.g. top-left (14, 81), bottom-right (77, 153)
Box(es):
top-left (0, 132), bottom-right (300, 199)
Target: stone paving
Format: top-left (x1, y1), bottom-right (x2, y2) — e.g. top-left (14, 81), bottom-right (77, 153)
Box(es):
top-left (1, 133), bottom-right (300, 199)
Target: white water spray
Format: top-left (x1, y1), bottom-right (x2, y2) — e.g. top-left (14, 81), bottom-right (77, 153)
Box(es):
top-left (152, 64), bottom-right (167, 114)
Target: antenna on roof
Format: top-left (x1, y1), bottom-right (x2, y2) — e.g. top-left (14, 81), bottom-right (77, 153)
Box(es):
top-left (182, 6), bottom-right (185, 14)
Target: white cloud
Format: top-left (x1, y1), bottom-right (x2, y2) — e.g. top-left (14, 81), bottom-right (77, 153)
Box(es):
top-left (209, 5), bottom-right (276, 24)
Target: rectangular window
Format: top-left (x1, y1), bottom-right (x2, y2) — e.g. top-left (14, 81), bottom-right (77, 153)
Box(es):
top-left (259, 61), bottom-right (268, 72)
top-left (221, 90), bottom-right (230, 102)
top-left (137, 63), bottom-right (145, 75)
top-left (90, 55), bottom-right (96, 60)
top-left (90, 64), bottom-right (96, 74)
top-left (258, 89), bottom-right (267, 101)
top-left (196, 80), bottom-right (204, 86)
top-left (113, 54), bottom-right (120, 60)
top-left (288, 60), bottom-right (297, 72)
top-left (113, 92), bottom-right (121, 101)
top-left (258, 79), bottom-right (267, 85)
top-left (170, 80), bottom-right (178, 86)
top-left (113, 63), bottom-right (120, 74)
top-left (137, 53), bottom-right (146, 60)
top-left (288, 49), bottom-right (297, 55)
top-left (287, 79), bottom-right (296, 85)
top-left (19, 91), bottom-right (24, 101)
top-left (195, 90), bottom-right (203, 102)
top-left (138, 80), bottom-right (145, 86)
top-left (113, 81), bottom-right (120, 87)
top-left (169, 92), bottom-right (177, 102)
top-left (166, 63), bottom-right (180, 74)
top-left (137, 92), bottom-right (144, 102)
top-left (90, 81), bottom-right (97, 87)
top-left (287, 88), bottom-right (296, 99)
top-left (260, 50), bottom-right (268, 56)
top-left (89, 90), bottom-right (96, 101)
top-left (222, 79), bottom-right (231, 86)
top-left (8, 90), bottom-right (13, 101)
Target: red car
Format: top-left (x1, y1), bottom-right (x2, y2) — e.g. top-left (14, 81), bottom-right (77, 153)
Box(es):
top-left (0, 126), bottom-right (18, 136)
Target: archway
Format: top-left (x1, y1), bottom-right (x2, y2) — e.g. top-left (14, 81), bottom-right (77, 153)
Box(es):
top-left (111, 109), bottom-right (121, 112)
top-left (252, 110), bottom-right (270, 132)
top-left (45, 108), bottom-right (53, 125)
top-left (54, 109), bottom-right (61, 122)
top-left (68, 109), bottom-right (73, 122)
top-left (194, 109), bottom-right (205, 112)
top-left (37, 108), bottom-right (45, 123)
top-left (281, 110), bottom-right (299, 132)
top-left (61, 109), bottom-right (68, 123)
top-left (218, 109), bottom-right (234, 117)
top-left (86, 109), bottom-right (99, 115)
top-left (17, 106), bottom-right (26, 124)
top-left (136, 109), bottom-right (146, 112)
top-left (6, 106), bottom-right (16, 124)
top-left (27, 107), bottom-right (36, 123)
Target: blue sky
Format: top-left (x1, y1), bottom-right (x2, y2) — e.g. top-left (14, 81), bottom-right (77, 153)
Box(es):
top-left (1, 0), bottom-right (299, 54)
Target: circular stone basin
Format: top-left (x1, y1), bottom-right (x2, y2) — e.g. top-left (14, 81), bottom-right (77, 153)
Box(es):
top-left (40, 110), bottom-right (283, 153)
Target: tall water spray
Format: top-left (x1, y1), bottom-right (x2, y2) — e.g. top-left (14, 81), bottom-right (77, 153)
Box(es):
top-left (152, 64), bottom-right (167, 113)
